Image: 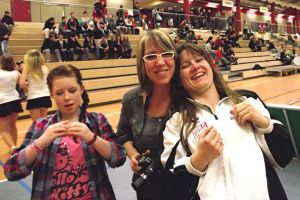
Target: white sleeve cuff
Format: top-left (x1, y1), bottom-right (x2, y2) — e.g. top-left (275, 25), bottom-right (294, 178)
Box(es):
top-left (255, 118), bottom-right (273, 134)
top-left (185, 156), bottom-right (206, 177)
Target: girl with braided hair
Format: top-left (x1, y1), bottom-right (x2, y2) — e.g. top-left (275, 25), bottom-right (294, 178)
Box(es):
top-left (4, 64), bottom-right (126, 200)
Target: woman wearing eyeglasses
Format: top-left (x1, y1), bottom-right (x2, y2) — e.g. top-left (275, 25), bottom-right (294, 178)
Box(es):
top-left (116, 30), bottom-right (177, 200)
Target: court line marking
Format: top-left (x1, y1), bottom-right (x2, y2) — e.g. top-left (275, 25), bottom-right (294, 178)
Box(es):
top-left (0, 157), bottom-right (32, 194)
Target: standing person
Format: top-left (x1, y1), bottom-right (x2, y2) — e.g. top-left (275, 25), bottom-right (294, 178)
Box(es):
top-left (20, 49), bottom-right (52, 121)
top-left (133, 1), bottom-right (140, 26)
top-left (161, 43), bottom-right (291, 200)
top-left (116, 30), bottom-right (177, 200)
top-left (0, 55), bottom-right (23, 152)
top-left (4, 64), bottom-right (126, 200)
top-left (1, 11), bottom-right (14, 35)
top-left (0, 20), bottom-right (10, 56)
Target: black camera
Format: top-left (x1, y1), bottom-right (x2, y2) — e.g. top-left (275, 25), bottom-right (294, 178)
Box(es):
top-left (132, 155), bottom-right (160, 191)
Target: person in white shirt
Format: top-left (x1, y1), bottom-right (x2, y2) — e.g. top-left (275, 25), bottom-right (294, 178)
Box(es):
top-left (20, 49), bottom-right (52, 121)
top-left (161, 43), bottom-right (289, 200)
top-left (0, 55), bottom-right (23, 152)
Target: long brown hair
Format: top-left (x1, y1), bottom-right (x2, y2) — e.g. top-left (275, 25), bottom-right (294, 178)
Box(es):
top-left (173, 43), bottom-right (243, 153)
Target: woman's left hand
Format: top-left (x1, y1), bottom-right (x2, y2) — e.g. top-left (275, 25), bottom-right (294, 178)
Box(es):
top-left (67, 122), bottom-right (94, 143)
top-left (230, 101), bottom-right (269, 129)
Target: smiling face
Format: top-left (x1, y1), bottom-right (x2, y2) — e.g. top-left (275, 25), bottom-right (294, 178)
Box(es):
top-left (143, 45), bottom-right (175, 88)
top-left (51, 76), bottom-right (83, 119)
top-left (179, 49), bottom-right (215, 98)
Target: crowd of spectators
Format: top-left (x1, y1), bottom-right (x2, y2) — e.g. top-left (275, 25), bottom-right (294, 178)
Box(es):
top-left (41, 2), bottom-right (140, 62)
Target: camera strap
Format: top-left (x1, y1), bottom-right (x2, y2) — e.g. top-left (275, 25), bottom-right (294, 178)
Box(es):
top-left (165, 139), bottom-right (180, 170)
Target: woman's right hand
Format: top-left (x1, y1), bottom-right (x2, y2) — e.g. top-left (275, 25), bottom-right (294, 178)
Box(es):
top-left (36, 121), bottom-right (69, 149)
top-left (130, 152), bottom-right (142, 174)
top-left (191, 127), bottom-right (223, 172)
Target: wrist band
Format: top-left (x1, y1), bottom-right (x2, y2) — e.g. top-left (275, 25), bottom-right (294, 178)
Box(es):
top-left (87, 134), bottom-right (97, 145)
top-left (31, 139), bottom-right (44, 152)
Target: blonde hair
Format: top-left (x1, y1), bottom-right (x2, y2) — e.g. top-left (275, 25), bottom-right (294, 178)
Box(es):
top-left (24, 49), bottom-right (45, 80)
top-left (137, 30), bottom-right (176, 95)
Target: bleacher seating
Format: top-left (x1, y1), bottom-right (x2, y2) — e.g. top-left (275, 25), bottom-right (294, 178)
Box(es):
top-left (9, 22), bottom-right (140, 62)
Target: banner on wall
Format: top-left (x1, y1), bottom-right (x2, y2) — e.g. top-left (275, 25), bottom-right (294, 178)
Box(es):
top-left (260, 6), bottom-right (268, 13)
top-left (222, 0), bottom-right (233, 8)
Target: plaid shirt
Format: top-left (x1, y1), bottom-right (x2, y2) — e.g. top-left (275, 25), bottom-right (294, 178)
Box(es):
top-left (4, 111), bottom-right (126, 200)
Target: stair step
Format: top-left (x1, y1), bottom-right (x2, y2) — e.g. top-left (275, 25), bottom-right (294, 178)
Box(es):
top-left (228, 76), bottom-right (244, 82)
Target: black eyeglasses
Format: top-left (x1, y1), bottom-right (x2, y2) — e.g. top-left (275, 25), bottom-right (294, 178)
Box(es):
top-left (143, 52), bottom-right (174, 62)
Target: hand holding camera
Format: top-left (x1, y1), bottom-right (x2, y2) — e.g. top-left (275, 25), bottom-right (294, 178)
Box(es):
top-left (130, 150), bottom-right (150, 174)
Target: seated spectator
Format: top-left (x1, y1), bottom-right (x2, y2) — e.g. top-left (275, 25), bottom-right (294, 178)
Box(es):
top-left (280, 49), bottom-right (293, 65)
top-left (185, 30), bottom-right (197, 44)
top-left (43, 17), bottom-right (58, 38)
top-left (214, 35), bottom-right (224, 48)
top-left (287, 34), bottom-right (296, 46)
top-left (248, 36), bottom-right (262, 52)
top-left (67, 32), bottom-right (85, 60)
top-left (268, 40), bottom-right (276, 50)
top-left (229, 31), bottom-right (240, 48)
top-left (174, 36), bottom-right (181, 46)
top-left (107, 14), bottom-right (118, 35)
top-left (67, 12), bottom-right (81, 37)
top-left (1, 11), bottom-right (14, 35)
top-left (277, 43), bottom-right (286, 60)
top-left (81, 11), bottom-right (91, 26)
top-left (56, 33), bottom-right (72, 61)
top-left (215, 45), bottom-right (231, 70)
top-left (177, 24), bottom-right (189, 39)
top-left (59, 16), bottom-right (71, 38)
top-left (124, 16), bottom-right (134, 34)
top-left (83, 33), bottom-right (98, 59)
top-left (116, 16), bottom-right (127, 34)
top-left (225, 44), bottom-right (238, 64)
top-left (0, 21), bottom-right (10, 56)
top-left (115, 34), bottom-right (123, 58)
top-left (107, 33), bottom-right (117, 59)
top-left (121, 36), bottom-right (132, 58)
top-left (94, 17), bottom-right (108, 39)
top-left (98, 36), bottom-right (108, 59)
top-left (41, 33), bottom-right (62, 62)
top-left (205, 37), bottom-right (216, 58)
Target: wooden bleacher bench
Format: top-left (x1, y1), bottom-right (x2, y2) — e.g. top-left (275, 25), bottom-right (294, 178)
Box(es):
top-left (45, 58), bottom-right (136, 70)
top-left (231, 60), bottom-right (282, 71)
top-left (266, 65), bottom-right (297, 76)
top-left (235, 51), bottom-right (271, 58)
top-left (238, 56), bottom-right (276, 64)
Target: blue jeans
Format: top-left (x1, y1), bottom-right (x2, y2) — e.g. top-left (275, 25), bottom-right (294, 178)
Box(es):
top-left (1, 40), bottom-right (9, 55)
